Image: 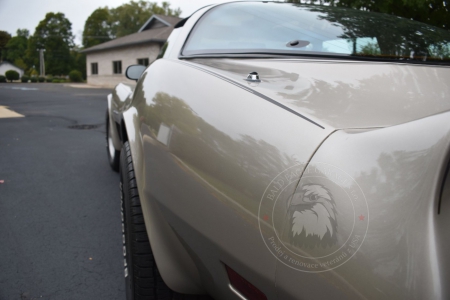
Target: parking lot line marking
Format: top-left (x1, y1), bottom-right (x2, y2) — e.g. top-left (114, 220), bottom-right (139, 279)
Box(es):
top-left (0, 106), bottom-right (24, 118)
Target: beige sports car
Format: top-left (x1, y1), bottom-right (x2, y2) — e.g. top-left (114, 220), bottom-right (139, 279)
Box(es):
top-left (105, 2), bottom-right (450, 299)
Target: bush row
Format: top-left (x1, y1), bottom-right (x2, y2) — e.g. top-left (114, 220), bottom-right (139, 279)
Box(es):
top-left (19, 76), bottom-right (70, 83)
top-left (1, 70), bottom-right (84, 83)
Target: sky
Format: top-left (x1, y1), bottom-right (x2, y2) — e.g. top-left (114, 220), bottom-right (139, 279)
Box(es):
top-left (0, 0), bottom-right (268, 46)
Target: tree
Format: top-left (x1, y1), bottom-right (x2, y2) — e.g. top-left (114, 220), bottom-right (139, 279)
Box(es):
top-left (285, 0), bottom-right (450, 31)
top-left (70, 46), bottom-right (86, 79)
top-left (5, 29), bottom-right (29, 69)
top-left (82, 8), bottom-right (113, 48)
top-left (16, 29), bottom-right (29, 38)
top-left (285, 0), bottom-right (335, 4)
top-left (334, 0), bottom-right (449, 31)
top-left (27, 12), bottom-right (75, 75)
top-left (82, 1), bottom-right (182, 48)
top-left (0, 31), bottom-right (11, 62)
top-left (110, 1), bottom-right (181, 38)
top-left (289, 4), bottom-right (449, 60)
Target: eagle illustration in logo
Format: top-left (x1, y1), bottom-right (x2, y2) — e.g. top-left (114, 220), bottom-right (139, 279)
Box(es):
top-left (288, 184), bottom-right (337, 248)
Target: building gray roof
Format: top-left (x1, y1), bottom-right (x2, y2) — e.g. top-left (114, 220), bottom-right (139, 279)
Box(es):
top-left (82, 14), bottom-right (182, 54)
top-left (139, 14), bottom-right (183, 31)
top-left (0, 61), bottom-right (24, 71)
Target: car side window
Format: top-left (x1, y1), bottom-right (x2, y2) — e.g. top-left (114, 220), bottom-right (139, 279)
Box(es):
top-left (181, 2), bottom-right (450, 64)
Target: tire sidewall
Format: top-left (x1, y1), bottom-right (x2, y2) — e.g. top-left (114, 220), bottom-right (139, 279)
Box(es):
top-left (120, 143), bottom-right (135, 300)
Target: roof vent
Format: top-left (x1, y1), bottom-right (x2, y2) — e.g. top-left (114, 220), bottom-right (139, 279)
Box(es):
top-left (245, 71), bottom-right (261, 83)
top-left (286, 40), bottom-right (310, 48)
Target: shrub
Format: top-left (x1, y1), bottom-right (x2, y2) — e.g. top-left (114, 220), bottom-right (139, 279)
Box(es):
top-left (52, 79), bottom-right (60, 83)
top-left (0, 75), bottom-right (6, 83)
top-left (30, 77), bottom-right (37, 83)
top-left (69, 70), bottom-right (82, 82)
top-left (21, 76), bottom-right (29, 83)
top-left (46, 77), bottom-right (53, 82)
top-left (38, 77), bottom-right (45, 82)
top-left (5, 70), bottom-right (20, 82)
top-left (29, 69), bottom-right (39, 77)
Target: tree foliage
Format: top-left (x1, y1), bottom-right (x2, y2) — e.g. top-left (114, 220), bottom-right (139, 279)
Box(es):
top-left (307, 4), bottom-right (450, 60)
top-left (27, 12), bottom-right (75, 75)
top-left (16, 29), bottom-right (29, 38)
top-left (82, 1), bottom-right (182, 48)
top-left (285, 0), bottom-right (450, 31)
top-left (110, 1), bottom-right (181, 38)
top-left (70, 47), bottom-right (86, 79)
top-left (336, 0), bottom-right (449, 31)
top-left (82, 8), bottom-right (113, 48)
top-left (0, 31), bottom-right (11, 61)
top-left (5, 29), bottom-right (29, 69)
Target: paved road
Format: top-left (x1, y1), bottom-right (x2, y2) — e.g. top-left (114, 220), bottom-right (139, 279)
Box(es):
top-left (0, 83), bottom-right (125, 300)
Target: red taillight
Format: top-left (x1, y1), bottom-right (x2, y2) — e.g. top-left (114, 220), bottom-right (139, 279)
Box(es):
top-left (225, 265), bottom-right (268, 300)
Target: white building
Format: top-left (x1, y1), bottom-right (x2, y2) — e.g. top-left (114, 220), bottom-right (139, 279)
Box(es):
top-left (0, 61), bottom-right (24, 77)
top-left (82, 14), bottom-right (182, 88)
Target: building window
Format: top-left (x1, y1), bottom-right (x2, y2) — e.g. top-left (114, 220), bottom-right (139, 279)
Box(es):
top-left (91, 63), bottom-right (98, 75)
top-left (113, 61), bottom-right (122, 74)
top-left (137, 58), bottom-right (149, 66)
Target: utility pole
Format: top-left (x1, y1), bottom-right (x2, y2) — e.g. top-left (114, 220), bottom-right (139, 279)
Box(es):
top-left (37, 49), bottom-right (45, 77)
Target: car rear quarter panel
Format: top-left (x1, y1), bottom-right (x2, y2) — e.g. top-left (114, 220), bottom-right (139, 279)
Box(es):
top-left (274, 111), bottom-right (450, 300)
top-left (122, 58), bottom-right (334, 298)
top-left (191, 58), bottom-right (450, 130)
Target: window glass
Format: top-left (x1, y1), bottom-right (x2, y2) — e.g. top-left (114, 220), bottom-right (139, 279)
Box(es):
top-left (183, 2), bottom-right (450, 64)
top-left (137, 58), bottom-right (149, 66)
top-left (91, 63), bottom-right (98, 75)
top-left (113, 61), bottom-right (122, 74)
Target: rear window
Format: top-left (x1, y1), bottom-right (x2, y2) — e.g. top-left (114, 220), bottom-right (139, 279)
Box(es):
top-left (182, 2), bottom-right (450, 64)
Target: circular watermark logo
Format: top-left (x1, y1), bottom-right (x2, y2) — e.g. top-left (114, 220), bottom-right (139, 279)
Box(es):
top-left (258, 162), bottom-right (369, 273)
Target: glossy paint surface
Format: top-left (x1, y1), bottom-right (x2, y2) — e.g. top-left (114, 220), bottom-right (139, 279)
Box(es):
top-left (274, 112), bottom-right (450, 299)
top-left (124, 58), bottom-right (333, 298)
top-left (192, 58), bottom-right (450, 129)
top-left (110, 2), bottom-right (450, 299)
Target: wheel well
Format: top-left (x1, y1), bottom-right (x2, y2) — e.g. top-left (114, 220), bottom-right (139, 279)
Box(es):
top-left (120, 120), bottom-right (128, 143)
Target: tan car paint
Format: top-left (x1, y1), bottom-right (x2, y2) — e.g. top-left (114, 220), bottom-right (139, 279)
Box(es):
top-left (107, 94), bottom-right (122, 152)
top-left (191, 58), bottom-right (450, 129)
top-left (110, 3), bottom-right (450, 299)
top-left (277, 111), bottom-right (450, 299)
top-left (122, 58), bottom-right (334, 298)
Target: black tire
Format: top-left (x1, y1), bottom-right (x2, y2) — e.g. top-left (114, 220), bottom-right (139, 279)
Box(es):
top-left (106, 111), bottom-right (120, 172)
top-left (120, 141), bottom-right (212, 300)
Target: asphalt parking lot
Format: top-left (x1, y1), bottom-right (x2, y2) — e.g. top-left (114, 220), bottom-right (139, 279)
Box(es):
top-left (0, 83), bottom-right (125, 300)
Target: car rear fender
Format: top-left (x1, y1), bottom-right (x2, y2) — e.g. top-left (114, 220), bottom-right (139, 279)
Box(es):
top-left (107, 93), bottom-right (122, 151)
top-left (121, 58), bottom-right (335, 298)
top-left (275, 111), bottom-right (450, 299)
top-left (122, 107), bottom-right (206, 294)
